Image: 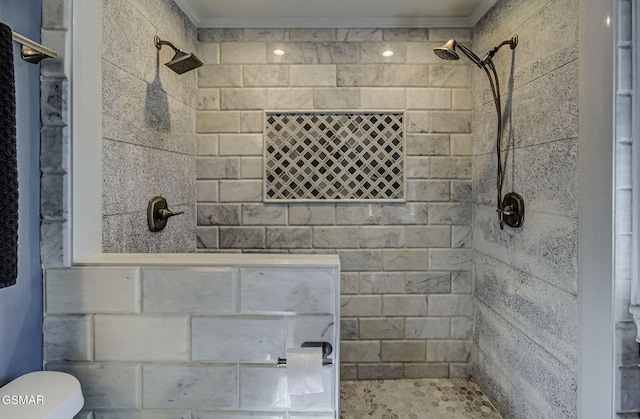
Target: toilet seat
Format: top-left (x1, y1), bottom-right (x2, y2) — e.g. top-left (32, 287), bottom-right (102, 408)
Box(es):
top-left (0, 371), bottom-right (83, 418)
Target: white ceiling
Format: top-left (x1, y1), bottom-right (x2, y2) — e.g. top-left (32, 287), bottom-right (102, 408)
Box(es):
top-left (174, 0), bottom-right (498, 28)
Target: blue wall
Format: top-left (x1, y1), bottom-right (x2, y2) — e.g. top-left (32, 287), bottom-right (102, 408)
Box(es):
top-left (0, 0), bottom-right (43, 385)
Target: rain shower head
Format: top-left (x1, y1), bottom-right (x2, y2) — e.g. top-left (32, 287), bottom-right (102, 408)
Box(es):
top-left (154, 36), bottom-right (203, 74)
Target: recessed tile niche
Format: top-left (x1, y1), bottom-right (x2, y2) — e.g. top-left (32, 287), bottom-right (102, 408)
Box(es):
top-left (264, 112), bottom-right (405, 202)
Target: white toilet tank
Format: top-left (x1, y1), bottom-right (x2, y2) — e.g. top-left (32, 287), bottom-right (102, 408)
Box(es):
top-left (0, 371), bottom-right (83, 418)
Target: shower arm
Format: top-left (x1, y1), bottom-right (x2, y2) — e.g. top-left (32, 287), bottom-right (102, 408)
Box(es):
top-left (154, 36), bottom-right (186, 57)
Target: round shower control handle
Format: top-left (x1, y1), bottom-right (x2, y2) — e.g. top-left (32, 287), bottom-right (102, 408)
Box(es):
top-left (500, 193), bottom-right (525, 228)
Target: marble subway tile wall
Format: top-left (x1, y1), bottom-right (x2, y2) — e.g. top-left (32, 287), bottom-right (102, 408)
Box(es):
top-left (614, 0), bottom-right (640, 414)
top-left (40, 0), bottom-right (70, 266)
top-left (43, 257), bottom-right (340, 416)
top-left (101, 0), bottom-right (197, 252)
top-left (471, 0), bottom-right (579, 417)
top-left (195, 28), bottom-right (474, 379)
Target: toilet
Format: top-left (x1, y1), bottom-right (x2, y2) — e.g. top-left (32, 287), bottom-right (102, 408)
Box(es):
top-left (0, 371), bottom-right (83, 418)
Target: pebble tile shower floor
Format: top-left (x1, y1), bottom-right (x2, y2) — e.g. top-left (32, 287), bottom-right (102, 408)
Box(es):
top-left (340, 378), bottom-right (502, 419)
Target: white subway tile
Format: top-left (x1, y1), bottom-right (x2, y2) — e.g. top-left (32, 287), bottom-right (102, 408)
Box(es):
top-left (143, 364), bottom-right (237, 409)
top-left (142, 267), bottom-right (236, 314)
top-left (429, 249), bottom-right (472, 271)
top-left (245, 29), bottom-right (289, 41)
top-left (358, 226), bottom-right (404, 248)
top-left (383, 65), bottom-right (430, 87)
top-left (337, 29), bottom-right (382, 42)
top-left (406, 88), bottom-right (451, 109)
top-left (43, 315), bottom-right (92, 361)
top-left (452, 88), bottom-right (473, 110)
top-left (47, 363), bottom-right (141, 409)
top-left (268, 43), bottom-right (317, 64)
top-left (313, 227), bottom-right (359, 248)
top-left (382, 295), bottom-right (428, 316)
top-left (239, 365), bottom-right (334, 409)
top-left (197, 42), bottom-right (220, 65)
top-left (197, 88), bottom-right (220, 110)
top-left (45, 267), bottom-right (140, 314)
top-left (360, 272), bottom-right (405, 294)
top-left (450, 134), bottom-right (472, 156)
top-left (340, 295), bottom-right (381, 317)
top-left (244, 65), bottom-right (290, 87)
top-left (383, 250), bottom-right (430, 271)
top-left (381, 341), bottom-right (426, 362)
top-left (221, 88), bottom-right (267, 110)
top-left (219, 134), bottom-right (263, 156)
top-left (339, 250), bottom-right (383, 272)
top-left (340, 340), bottom-right (380, 362)
top-left (243, 204), bottom-right (287, 225)
top-left (197, 134), bottom-right (219, 156)
top-left (241, 111), bottom-right (264, 133)
top-left (287, 315), bottom-right (336, 349)
top-left (337, 65), bottom-right (384, 87)
top-left (360, 88), bottom-right (405, 109)
top-left (428, 295), bottom-right (473, 316)
top-left (314, 88), bottom-right (360, 109)
top-left (198, 65), bottom-right (243, 88)
top-left (219, 180), bottom-right (263, 202)
top-left (405, 226), bottom-right (451, 248)
top-left (192, 316), bottom-right (285, 362)
top-left (290, 65), bottom-right (336, 87)
top-left (94, 315), bottom-right (189, 361)
top-left (197, 111), bottom-right (241, 133)
top-left (267, 88), bottom-right (314, 109)
top-left (240, 267), bottom-right (336, 314)
top-left (405, 317), bottom-right (450, 339)
top-left (221, 42), bottom-right (267, 64)
top-left (426, 340), bottom-right (471, 362)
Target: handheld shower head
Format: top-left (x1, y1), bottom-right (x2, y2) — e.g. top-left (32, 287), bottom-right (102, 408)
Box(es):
top-left (433, 39), bottom-right (459, 61)
top-left (434, 36), bottom-right (519, 68)
top-left (433, 39), bottom-right (483, 67)
top-left (154, 36), bottom-right (203, 75)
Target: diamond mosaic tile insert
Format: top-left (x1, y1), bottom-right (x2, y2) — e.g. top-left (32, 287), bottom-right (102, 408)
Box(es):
top-left (264, 112), bottom-right (405, 202)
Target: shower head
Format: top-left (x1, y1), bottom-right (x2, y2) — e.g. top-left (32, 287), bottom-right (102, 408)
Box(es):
top-left (165, 51), bottom-right (203, 75)
top-left (434, 39), bottom-right (483, 67)
top-left (154, 36), bottom-right (203, 75)
top-left (433, 39), bottom-right (459, 61)
top-left (434, 36), bottom-right (519, 69)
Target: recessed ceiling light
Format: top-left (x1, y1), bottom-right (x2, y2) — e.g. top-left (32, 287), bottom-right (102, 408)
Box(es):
top-left (273, 49), bottom-right (285, 56)
top-left (382, 50), bottom-right (394, 57)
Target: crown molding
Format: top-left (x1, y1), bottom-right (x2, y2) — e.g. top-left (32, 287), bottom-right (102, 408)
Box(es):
top-left (174, 0), bottom-right (499, 29)
top-left (194, 16), bottom-right (472, 28)
top-left (174, 0), bottom-right (203, 27)
top-left (467, 0), bottom-right (498, 26)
